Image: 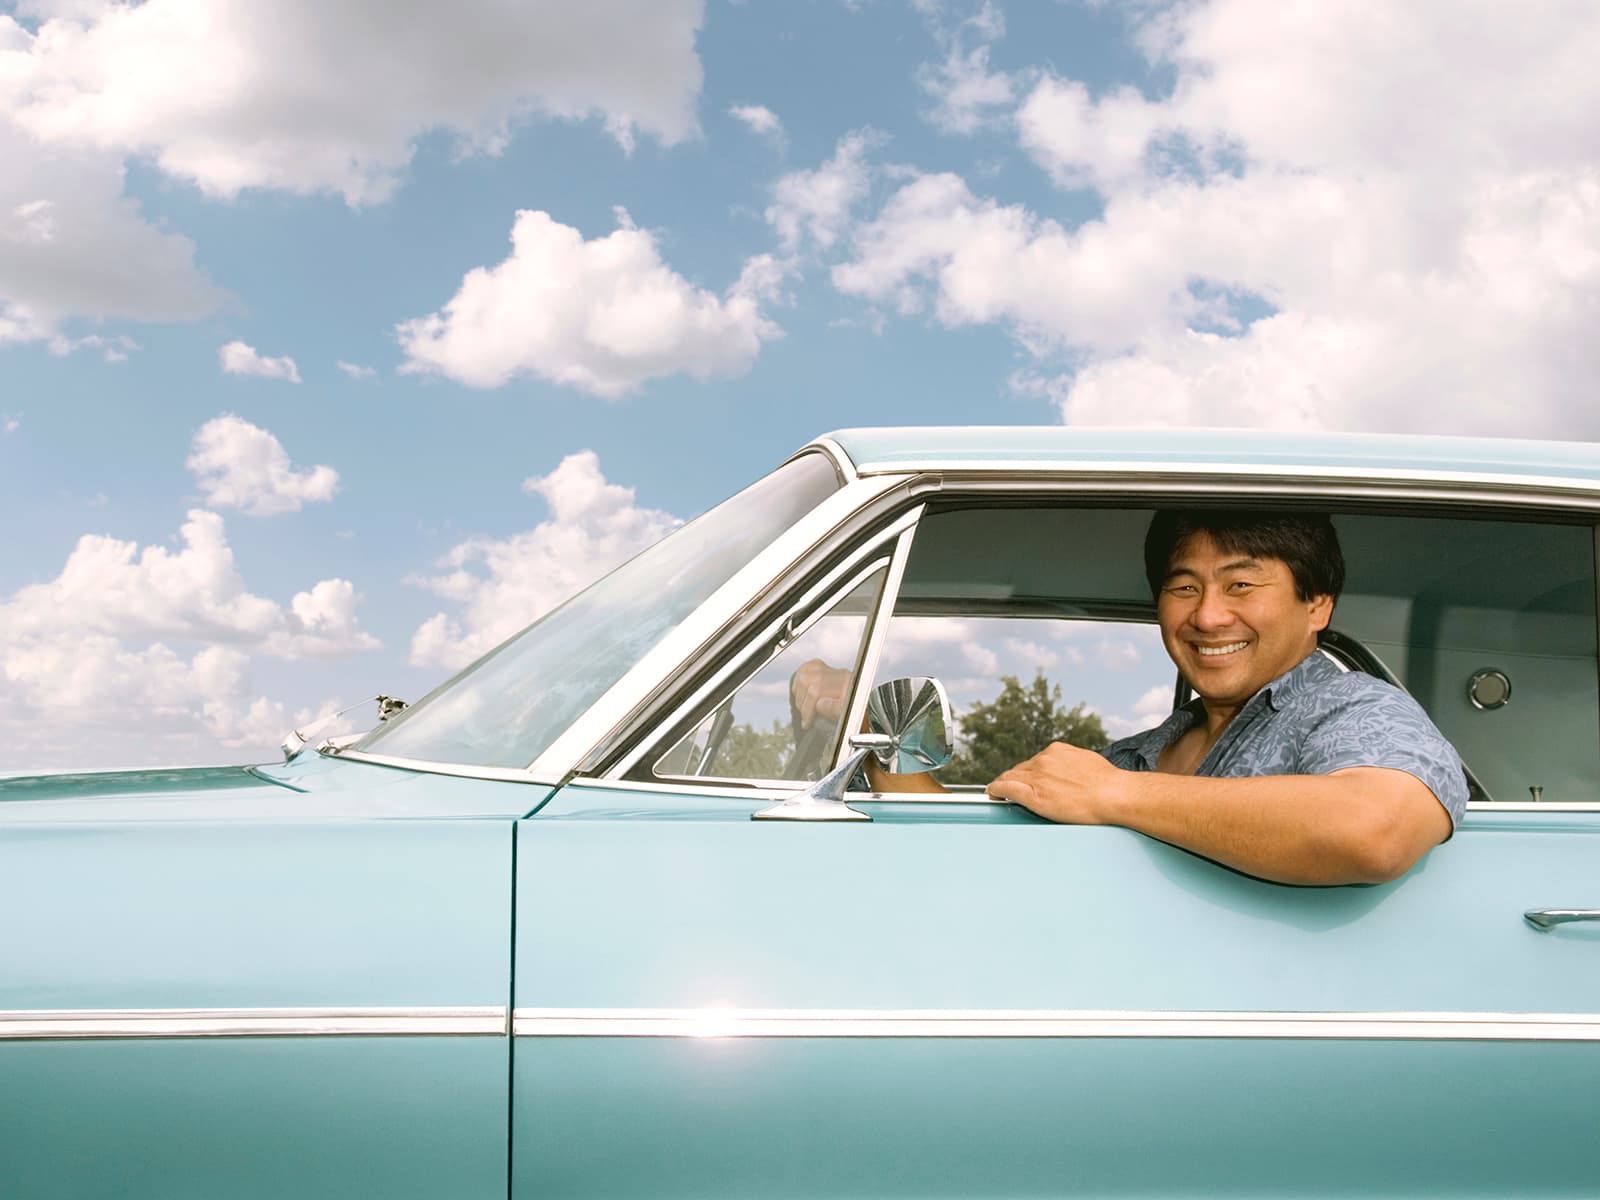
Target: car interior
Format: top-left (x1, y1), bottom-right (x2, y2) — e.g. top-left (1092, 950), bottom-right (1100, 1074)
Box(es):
top-left (644, 499), bottom-right (1599, 806)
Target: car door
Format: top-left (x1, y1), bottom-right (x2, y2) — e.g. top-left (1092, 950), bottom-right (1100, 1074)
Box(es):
top-left (509, 497), bottom-right (1600, 1198)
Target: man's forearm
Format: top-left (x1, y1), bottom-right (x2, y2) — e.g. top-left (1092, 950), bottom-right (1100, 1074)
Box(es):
top-left (1097, 768), bottom-right (1447, 885)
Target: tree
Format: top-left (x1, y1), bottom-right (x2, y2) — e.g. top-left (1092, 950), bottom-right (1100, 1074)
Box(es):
top-left (940, 672), bottom-right (1108, 786)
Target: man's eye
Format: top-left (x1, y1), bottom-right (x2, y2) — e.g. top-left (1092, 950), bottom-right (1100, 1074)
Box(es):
top-left (1228, 581), bottom-right (1257, 593)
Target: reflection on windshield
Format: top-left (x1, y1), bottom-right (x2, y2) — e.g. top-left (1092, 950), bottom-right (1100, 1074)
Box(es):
top-left (353, 452), bottom-right (841, 769)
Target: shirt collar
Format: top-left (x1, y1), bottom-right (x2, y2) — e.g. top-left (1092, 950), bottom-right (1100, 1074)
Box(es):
top-left (1258, 648), bottom-right (1337, 712)
top-left (1127, 648), bottom-right (1331, 769)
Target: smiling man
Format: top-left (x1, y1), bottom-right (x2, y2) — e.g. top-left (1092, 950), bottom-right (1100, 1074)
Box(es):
top-left (985, 510), bottom-right (1467, 886)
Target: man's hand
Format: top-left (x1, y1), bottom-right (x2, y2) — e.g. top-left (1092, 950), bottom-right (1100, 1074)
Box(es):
top-left (986, 742), bottom-right (1128, 824)
top-left (789, 658), bottom-right (853, 730)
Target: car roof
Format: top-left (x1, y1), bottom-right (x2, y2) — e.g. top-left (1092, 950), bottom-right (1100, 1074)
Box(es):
top-left (819, 426), bottom-right (1600, 485)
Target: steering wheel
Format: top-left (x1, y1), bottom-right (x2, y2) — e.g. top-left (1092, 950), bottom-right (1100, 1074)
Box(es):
top-left (781, 717), bottom-right (839, 781)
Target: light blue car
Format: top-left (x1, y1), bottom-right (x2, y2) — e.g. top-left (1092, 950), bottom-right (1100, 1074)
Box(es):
top-left (4, 427), bottom-right (1598, 1197)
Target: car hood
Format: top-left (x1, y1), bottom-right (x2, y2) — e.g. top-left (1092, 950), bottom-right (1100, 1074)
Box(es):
top-left (0, 757), bottom-right (549, 822)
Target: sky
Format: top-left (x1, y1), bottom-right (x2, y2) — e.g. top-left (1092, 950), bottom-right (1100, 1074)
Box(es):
top-left (3, 0), bottom-right (1599, 771)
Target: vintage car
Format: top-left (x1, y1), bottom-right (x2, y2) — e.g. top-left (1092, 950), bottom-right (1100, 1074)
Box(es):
top-left (3, 426), bottom-right (1598, 1197)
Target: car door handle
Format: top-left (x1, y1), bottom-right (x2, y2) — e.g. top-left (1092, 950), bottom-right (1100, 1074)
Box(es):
top-left (1524, 909), bottom-right (1600, 930)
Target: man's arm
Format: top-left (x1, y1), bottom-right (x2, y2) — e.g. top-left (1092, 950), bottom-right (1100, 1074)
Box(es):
top-left (986, 742), bottom-right (1451, 886)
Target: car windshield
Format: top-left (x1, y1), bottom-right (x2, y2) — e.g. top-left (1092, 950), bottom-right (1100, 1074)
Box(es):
top-left (351, 452), bottom-right (842, 769)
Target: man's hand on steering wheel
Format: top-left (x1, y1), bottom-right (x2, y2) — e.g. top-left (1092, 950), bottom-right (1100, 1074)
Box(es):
top-left (789, 658), bottom-right (853, 730)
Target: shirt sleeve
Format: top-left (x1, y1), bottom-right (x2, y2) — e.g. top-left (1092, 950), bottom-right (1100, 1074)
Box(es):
top-left (1295, 677), bottom-right (1470, 827)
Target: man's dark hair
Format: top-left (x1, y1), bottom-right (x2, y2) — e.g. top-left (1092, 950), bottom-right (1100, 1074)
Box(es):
top-left (1143, 510), bottom-right (1345, 602)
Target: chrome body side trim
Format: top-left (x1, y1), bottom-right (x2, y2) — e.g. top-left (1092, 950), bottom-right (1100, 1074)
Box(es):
top-left (0, 1007), bottom-right (508, 1040)
top-left (512, 1007), bottom-right (1600, 1042)
top-left (13, 1005), bottom-right (1593, 1042)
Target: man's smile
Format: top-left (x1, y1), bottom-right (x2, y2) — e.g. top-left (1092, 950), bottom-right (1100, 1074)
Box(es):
top-left (1194, 641), bottom-right (1249, 657)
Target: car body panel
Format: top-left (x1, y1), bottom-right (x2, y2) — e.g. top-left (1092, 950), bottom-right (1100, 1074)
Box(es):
top-left (1, 1036), bottom-right (508, 1200)
top-left (517, 1037), bottom-right (1599, 1198)
top-left (511, 784), bottom-right (1600, 1195)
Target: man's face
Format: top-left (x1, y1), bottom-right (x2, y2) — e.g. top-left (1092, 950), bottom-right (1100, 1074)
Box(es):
top-left (1156, 531), bottom-right (1333, 711)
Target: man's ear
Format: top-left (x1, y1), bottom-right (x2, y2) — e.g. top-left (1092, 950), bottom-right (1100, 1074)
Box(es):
top-left (1308, 593), bottom-right (1334, 632)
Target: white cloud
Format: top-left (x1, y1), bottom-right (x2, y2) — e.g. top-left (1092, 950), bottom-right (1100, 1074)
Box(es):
top-left (0, 0), bottom-right (706, 205)
top-left (0, 507), bottom-right (381, 769)
top-left (766, 131), bottom-right (877, 253)
top-left (1017, 79), bottom-right (1164, 191)
top-left (729, 104), bottom-right (783, 139)
top-left (2, 412), bottom-right (18, 434)
top-left (409, 451), bottom-right (679, 669)
top-left (1103, 683), bottom-right (1175, 740)
top-left (336, 360), bottom-right (377, 380)
top-left (834, 0), bottom-right (1600, 438)
top-left (0, 114), bottom-right (221, 346)
top-left (218, 340), bottom-right (302, 383)
top-left (48, 331), bottom-right (136, 361)
top-left (397, 209), bottom-right (782, 396)
top-left (914, 2), bottom-right (1016, 136)
top-left (187, 414), bottom-right (338, 516)
top-left (0, 509), bottom-right (376, 659)
top-left (920, 44), bottom-right (1016, 135)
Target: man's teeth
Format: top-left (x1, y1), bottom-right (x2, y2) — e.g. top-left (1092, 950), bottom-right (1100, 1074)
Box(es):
top-left (1197, 642), bottom-right (1249, 656)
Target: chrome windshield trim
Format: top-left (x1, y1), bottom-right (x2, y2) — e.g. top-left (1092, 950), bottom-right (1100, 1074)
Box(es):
top-left (512, 1007), bottom-right (1600, 1042)
top-left (0, 1006), bottom-right (508, 1040)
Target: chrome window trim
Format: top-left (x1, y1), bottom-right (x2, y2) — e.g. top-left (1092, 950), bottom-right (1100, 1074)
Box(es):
top-left (511, 1006), bottom-right (1600, 1042)
top-left (530, 475), bottom-right (905, 780)
top-left (1463, 802), bottom-right (1600, 812)
top-left (565, 776), bottom-right (797, 801)
top-left (609, 511), bottom-right (921, 783)
top-left (0, 1006), bottom-right (508, 1040)
top-left (316, 745), bottom-right (561, 785)
top-left (799, 436), bottom-right (859, 484)
top-left (557, 779), bottom-right (1600, 810)
top-left (620, 546), bottom-right (905, 784)
top-left (907, 472), bottom-right (1600, 513)
top-left (833, 521), bottom-right (918, 776)
top-left (851, 458), bottom-right (1600, 499)
top-left (567, 481), bottom-right (934, 780)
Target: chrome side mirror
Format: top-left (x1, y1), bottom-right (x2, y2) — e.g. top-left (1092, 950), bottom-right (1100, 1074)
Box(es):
top-left (752, 676), bottom-right (953, 822)
top-left (864, 675), bottom-right (953, 774)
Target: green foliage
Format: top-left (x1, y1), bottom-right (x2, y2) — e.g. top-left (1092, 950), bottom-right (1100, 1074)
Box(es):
top-left (713, 718), bottom-right (794, 779)
top-left (940, 671), bottom-right (1109, 786)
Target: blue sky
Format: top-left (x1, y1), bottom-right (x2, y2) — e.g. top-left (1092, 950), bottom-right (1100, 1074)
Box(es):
top-left (3, 0), bottom-right (1598, 769)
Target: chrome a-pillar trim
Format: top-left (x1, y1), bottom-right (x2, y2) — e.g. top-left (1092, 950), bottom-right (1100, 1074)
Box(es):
top-left (0, 1006), bottom-right (508, 1040)
top-left (511, 1007), bottom-right (1600, 1042)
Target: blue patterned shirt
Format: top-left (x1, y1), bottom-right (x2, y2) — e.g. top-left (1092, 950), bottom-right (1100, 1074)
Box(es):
top-left (1103, 651), bottom-right (1469, 826)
